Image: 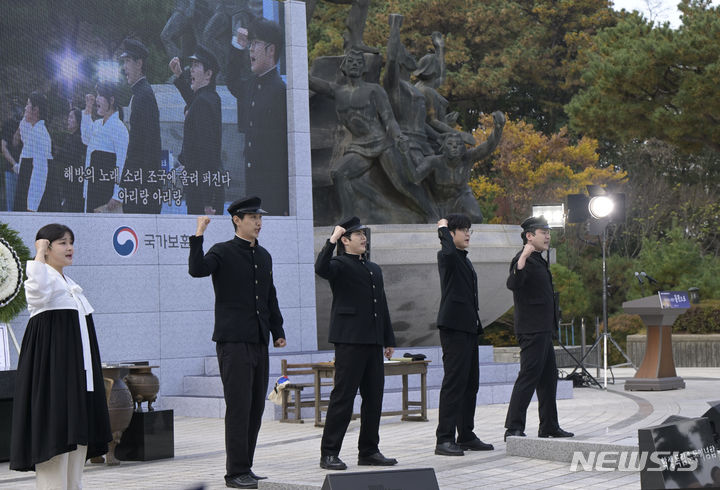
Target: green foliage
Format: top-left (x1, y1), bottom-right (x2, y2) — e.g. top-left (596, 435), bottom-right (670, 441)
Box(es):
top-left (309, 0), bottom-right (619, 134)
top-left (550, 263), bottom-right (591, 321)
top-left (601, 313), bottom-right (645, 366)
top-left (479, 308), bottom-right (517, 347)
top-left (629, 227), bottom-right (720, 300)
top-left (567, 1), bottom-right (720, 152)
top-left (0, 222), bottom-right (31, 323)
top-left (673, 302), bottom-right (720, 333)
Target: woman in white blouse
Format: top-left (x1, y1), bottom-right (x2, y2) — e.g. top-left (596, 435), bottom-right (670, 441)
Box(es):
top-left (10, 224), bottom-right (111, 489)
top-left (81, 84), bottom-right (128, 213)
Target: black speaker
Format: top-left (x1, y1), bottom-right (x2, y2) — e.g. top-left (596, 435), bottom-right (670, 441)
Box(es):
top-left (321, 468), bottom-right (439, 490)
top-left (566, 194), bottom-right (589, 223)
top-left (702, 402), bottom-right (720, 443)
top-left (638, 417), bottom-right (718, 489)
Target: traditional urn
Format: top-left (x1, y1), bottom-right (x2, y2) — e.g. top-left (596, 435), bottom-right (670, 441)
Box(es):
top-left (95, 365), bottom-right (133, 465)
top-left (123, 365), bottom-right (160, 411)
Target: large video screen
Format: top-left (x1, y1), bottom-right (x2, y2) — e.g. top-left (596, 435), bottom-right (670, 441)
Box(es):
top-left (0, 0), bottom-right (289, 216)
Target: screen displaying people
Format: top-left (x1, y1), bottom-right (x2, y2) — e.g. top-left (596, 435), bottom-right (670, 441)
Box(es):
top-left (0, 1), bottom-right (289, 216)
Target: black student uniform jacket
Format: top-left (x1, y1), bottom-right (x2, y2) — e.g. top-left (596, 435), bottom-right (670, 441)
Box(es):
top-left (436, 227), bottom-right (482, 334)
top-left (125, 77), bottom-right (162, 211)
top-left (226, 47), bottom-right (289, 215)
top-left (506, 250), bottom-right (558, 335)
top-left (315, 240), bottom-right (396, 347)
top-left (189, 235), bottom-right (285, 345)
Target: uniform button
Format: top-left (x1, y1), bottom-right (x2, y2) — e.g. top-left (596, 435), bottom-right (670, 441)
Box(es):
top-left (255, 280), bottom-right (258, 284)
top-left (251, 101), bottom-right (255, 107)
top-left (370, 272), bottom-right (373, 275)
top-left (248, 162), bottom-right (252, 167)
top-left (256, 310), bottom-right (260, 315)
top-left (255, 265), bottom-right (258, 268)
top-left (248, 142), bottom-right (252, 148)
top-left (373, 299), bottom-right (377, 303)
top-left (374, 313), bottom-right (377, 317)
top-left (258, 84), bottom-right (262, 89)
top-left (256, 295), bottom-right (259, 300)
top-left (372, 285), bottom-right (375, 289)
top-left (249, 121), bottom-right (253, 127)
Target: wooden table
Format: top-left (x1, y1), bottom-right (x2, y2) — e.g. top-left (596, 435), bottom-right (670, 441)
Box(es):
top-left (312, 360), bottom-right (430, 427)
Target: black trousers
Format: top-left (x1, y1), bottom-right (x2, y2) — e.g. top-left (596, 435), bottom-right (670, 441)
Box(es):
top-left (13, 158), bottom-right (32, 211)
top-left (216, 341), bottom-right (268, 477)
top-left (321, 343), bottom-right (384, 458)
top-left (86, 151), bottom-right (116, 212)
top-left (436, 328), bottom-right (479, 444)
top-left (504, 331), bottom-right (559, 433)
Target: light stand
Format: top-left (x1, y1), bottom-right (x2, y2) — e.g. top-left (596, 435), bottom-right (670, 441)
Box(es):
top-left (573, 219), bottom-right (635, 388)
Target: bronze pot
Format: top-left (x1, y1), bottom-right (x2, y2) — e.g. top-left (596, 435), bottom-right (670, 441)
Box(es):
top-left (124, 366), bottom-right (160, 412)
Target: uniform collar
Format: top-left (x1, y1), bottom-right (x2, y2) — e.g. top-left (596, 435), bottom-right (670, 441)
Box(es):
top-left (233, 235), bottom-right (256, 248)
top-left (131, 76), bottom-right (148, 92)
top-left (257, 66), bottom-right (279, 83)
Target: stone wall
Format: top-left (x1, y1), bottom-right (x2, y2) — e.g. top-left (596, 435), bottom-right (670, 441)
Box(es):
top-left (627, 334), bottom-right (720, 367)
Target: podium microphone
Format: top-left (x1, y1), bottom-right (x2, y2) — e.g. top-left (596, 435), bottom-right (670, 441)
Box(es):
top-left (634, 271), bottom-right (644, 285)
top-left (640, 271), bottom-right (658, 284)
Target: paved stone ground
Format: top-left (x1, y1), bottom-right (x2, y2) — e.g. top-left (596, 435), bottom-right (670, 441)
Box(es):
top-left (2, 367), bottom-right (718, 489)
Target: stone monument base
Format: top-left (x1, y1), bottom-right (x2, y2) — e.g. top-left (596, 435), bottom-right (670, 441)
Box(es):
top-left (314, 223), bottom-right (522, 349)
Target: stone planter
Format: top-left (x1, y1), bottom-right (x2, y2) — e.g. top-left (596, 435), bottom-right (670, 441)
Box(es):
top-left (627, 334), bottom-right (720, 367)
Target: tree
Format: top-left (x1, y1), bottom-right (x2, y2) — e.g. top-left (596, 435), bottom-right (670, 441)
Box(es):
top-left (567, 0), bottom-right (720, 152)
top-left (468, 113), bottom-right (626, 224)
top-left (308, 0), bottom-right (619, 133)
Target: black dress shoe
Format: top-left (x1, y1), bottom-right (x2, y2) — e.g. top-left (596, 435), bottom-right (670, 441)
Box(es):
top-left (504, 429), bottom-right (526, 442)
top-left (434, 441), bottom-right (465, 456)
top-left (225, 474), bottom-right (258, 489)
top-left (538, 428), bottom-right (574, 438)
top-left (320, 455), bottom-right (347, 470)
top-left (358, 452), bottom-right (398, 466)
top-left (458, 438), bottom-right (494, 451)
top-left (249, 471), bottom-right (267, 480)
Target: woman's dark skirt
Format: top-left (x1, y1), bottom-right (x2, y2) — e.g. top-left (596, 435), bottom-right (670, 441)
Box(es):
top-left (10, 309), bottom-right (112, 471)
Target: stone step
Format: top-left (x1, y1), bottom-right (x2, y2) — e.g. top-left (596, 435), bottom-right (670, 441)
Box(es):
top-left (203, 345), bottom-right (496, 376)
top-left (184, 361), bottom-right (520, 397)
top-left (164, 380), bottom-right (573, 419)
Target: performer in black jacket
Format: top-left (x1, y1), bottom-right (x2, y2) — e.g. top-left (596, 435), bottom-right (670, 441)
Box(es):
top-left (227, 17), bottom-right (288, 216)
top-left (170, 44), bottom-right (224, 215)
top-left (315, 216), bottom-right (397, 470)
top-left (504, 216), bottom-right (574, 442)
top-left (189, 196), bottom-right (286, 489)
top-left (434, 214), bottom-right (494, 456)
top-left (120, 39), bottom-right (162, 213)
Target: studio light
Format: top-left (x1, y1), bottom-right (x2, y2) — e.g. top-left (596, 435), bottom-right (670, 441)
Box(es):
top-left (588, 195), bottom-right (614, 219)
top-left (532, 204), bottom-right (564, 229)
top-left (55, 50), bottom-right (81, 83)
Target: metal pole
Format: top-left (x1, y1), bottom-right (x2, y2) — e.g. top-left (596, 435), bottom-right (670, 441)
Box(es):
top-left (581, 317), bottom-right (586, 361)
top-left (595, 316), bottom-right (600, 378)
top-left (602, 227), bottom-right (608, 388)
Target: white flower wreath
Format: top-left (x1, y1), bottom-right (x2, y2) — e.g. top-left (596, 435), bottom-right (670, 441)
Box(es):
top-left (0, 237), bottom-right (23, 307)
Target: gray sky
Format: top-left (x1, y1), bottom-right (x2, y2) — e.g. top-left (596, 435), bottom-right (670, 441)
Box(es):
top-left (612, 0), bottom-right (719, 28)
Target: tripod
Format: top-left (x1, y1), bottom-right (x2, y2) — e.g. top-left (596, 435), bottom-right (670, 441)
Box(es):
top-left (570, 226), bottom-right (635, 388)
top-left (558, 337), bottom-right (603, 389)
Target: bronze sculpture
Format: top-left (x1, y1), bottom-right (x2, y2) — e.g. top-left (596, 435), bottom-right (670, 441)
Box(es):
top-left (309, 12), bottom-right (505, 224)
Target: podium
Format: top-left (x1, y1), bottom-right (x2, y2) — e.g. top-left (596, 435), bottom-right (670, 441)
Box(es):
top-left (622, 295), bottom-right (686, 391)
